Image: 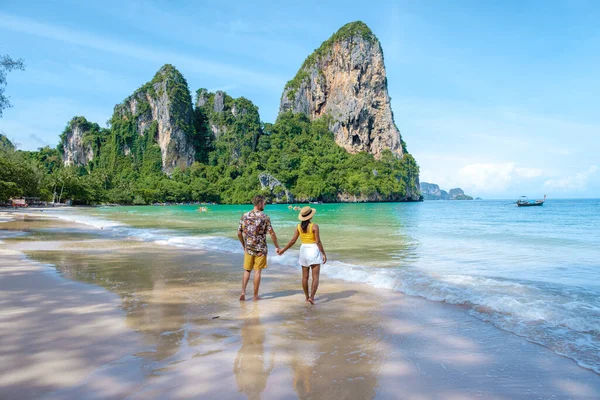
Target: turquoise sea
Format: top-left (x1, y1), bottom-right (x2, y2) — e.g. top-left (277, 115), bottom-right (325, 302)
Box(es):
top-left (45, 199), bottom-right (600, 373)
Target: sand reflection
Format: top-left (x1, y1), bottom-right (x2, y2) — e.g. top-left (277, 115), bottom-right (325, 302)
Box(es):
top-left (284, 308), bottom-right (381, 400)
top-left (234, 302), bottom-right (273, 400)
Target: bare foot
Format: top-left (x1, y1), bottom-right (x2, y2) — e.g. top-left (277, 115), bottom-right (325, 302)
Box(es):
top-left (306, 298), bottom-right (311, 304)
top-left (253, 296), bottom-right (262, 301)
top-left (307, 298), bottom-right (315, 305)
top-left (239, 293), bottom-right (246, 301)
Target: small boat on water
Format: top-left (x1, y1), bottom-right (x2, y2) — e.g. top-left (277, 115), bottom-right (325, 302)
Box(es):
top-left (309, 201), bottom-right (323, 205)
top-left (517, 195), bottom-right (546, 207)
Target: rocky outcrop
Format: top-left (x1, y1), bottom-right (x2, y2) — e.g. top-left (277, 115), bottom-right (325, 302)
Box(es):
top-left (420, 182), bottom-right (473, 200)
top-left (0, 133), bottom-right (14, 152)
top-left (336, 192), bottom-right (420, 203)
top-left (448, 188), bottom-right (464, 199)
top-left (279, 21), bottom-right (404, 160)
top-left (195, 89), bottom-right (260, 140)
top-left (194, 89), bottom-right (262, 162)
top-left (447, 188), bottom-right (473, 200)
top-left (258, 173), bottom-right (293, 203)
top-left (420, 182), bottom-right (449, 200)
top-left (113, 64), bottom-right (195, 174)
top-left (60, 117), bottom-right (97, 167)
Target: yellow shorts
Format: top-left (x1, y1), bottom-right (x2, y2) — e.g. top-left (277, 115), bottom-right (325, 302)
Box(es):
top-left (243, 253), bottom-right (267, 271)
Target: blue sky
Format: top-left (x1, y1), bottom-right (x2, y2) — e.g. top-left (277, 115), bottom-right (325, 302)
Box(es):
top-left (1, 0), bottom-right (598, 198)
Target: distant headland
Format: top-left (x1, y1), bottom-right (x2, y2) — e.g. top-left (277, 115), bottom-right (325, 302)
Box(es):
top-left (420, 182), bottom-right (474, 200)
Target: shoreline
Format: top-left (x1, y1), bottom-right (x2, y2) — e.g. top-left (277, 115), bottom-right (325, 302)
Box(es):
top-left (1, 214), bottom-right (600, 398)
top-left (0, 210), bottom-right (600, 375)
top-left (0, 196), bottom-right (427, 211)
top-left (0, 247), bottom-right (145, 399)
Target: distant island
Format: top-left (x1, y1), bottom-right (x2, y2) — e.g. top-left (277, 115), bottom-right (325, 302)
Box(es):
top-left (420, 182), bottom-right (474, 200)
top-left (1, 21), bottom-right (421, 206)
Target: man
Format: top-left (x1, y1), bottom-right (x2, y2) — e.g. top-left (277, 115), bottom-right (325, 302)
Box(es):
top-left (238, 195), bottom-right (280, 301)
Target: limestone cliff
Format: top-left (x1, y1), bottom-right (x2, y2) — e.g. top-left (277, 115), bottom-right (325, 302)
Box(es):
top-left (194, 89), bottom-right (262, 164)
top-left (258, 173), bottom-right (294, 203)
top-left (420, 182), bottom-right (449, 200)
top-left (112, 64), bottom-right (195, 174)
top-left (0, 133), bottom-right (14, 152)
top-left (420, 182), bottom-right (473, 200)
top-left (279, 21), bottom-right (404, 160)
top-left (60, 117), bottom-right (99, 167)
top-left (448, 188), bottom-right (473, 200)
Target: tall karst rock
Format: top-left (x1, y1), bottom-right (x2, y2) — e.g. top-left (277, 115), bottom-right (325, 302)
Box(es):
top-left (60, 117), bottom-right (102, 166)
top-left (194, 89), bottom-right (262, 164)
top-left (112, 64), bottom-right (195, 174)
top-left (0, 133), bottom-right (15, 152)
top-left (279, 21), bottom-right (405, 160)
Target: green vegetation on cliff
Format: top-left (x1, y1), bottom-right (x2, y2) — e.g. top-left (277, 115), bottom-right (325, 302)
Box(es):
top-left (300, 21), bottom-right (377, 71)
top-left (284, 21), bottom-right (379, 99)
top-left (454, 194), bottom-right (474, 200)
top-left (111, 64), bottom-right (195, 170)
top-left (1, 62), bottom-right (420, 205)
top-left (59, 116), bottom-right (106, 160)
top-left (0, 133), bottom-right (14, 152)
top-left (194, 89), bottom-right (262, 166)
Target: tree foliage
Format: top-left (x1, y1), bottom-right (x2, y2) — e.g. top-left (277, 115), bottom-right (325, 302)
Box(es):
top-left (1, 65), bottom-right (420, 205)
top-left (0, 54), bottom-right (25, 117)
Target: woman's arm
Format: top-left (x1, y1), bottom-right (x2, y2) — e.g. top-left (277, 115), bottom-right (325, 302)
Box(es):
top-left (313, 224), bottom-right (327, 264)
top-left (278, 228), bottom-right (299, 254)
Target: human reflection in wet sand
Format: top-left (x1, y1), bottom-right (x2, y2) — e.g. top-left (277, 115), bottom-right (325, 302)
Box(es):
top-left (234, 302), bottom-right (273, 400)
top-left (290, 340), bottom-right (318, 397)
top-left (288, 311), bottom-right (380, 400)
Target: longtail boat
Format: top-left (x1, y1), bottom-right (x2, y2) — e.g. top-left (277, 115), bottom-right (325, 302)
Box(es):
top-left (516, 194), bottom-right (546, 207)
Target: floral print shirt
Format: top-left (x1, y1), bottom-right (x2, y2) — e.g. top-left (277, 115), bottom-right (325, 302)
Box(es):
top-left (238, 210), bottom-right (274, 256)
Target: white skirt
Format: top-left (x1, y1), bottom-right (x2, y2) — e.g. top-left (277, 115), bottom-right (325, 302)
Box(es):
top-left (299, 244), bottom-right (323, 267)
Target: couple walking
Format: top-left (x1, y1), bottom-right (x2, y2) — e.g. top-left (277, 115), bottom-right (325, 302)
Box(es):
top-left (237, 195), bottom-right (327, 304)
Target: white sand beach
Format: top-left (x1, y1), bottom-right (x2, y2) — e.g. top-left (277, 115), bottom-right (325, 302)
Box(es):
top-left (0, 213), bottom-right (599, 399)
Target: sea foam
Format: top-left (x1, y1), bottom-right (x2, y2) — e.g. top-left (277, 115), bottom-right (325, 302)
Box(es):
top-left (43, 209), bottom-right (600, 374)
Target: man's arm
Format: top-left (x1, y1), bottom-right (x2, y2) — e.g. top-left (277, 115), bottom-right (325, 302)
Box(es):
top-left (238, 216), bottom-right (246, 251)
top-left (269, 229), bottom-right (280, 249)
top-left (266, 216), bottom-right (280, 249)
top-left (237, 230), bottom-right (245, 251)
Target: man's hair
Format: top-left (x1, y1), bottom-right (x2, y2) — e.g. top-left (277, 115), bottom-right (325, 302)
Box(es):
top-left (252, 195), bottom-right (266, 206)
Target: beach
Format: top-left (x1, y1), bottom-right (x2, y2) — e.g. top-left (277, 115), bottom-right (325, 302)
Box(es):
top-left (1, 211), bottom-right (599, 399)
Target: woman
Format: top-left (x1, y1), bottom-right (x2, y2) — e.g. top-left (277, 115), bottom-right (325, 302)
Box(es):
top-left (278, 206), bottom-right (327, 305)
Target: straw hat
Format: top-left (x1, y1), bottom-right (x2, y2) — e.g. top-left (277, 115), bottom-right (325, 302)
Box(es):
top-left (298, 206), bottom-right (316, 221)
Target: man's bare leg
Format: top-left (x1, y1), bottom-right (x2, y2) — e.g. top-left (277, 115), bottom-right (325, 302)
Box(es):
top-left (253, 269), bottom-right (262, 300)
top-left (308, 264), bottom-right (321, 305)
top-left (240, 269), bottom-right (251, 301)
top-left (301, 267), bottom-right (310, 303)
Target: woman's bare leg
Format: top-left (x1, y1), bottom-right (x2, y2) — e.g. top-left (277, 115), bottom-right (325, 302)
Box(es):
top-left (302, 267), bottom-right (310, 302)
top-left (309, 264), bottom-right (321, 305)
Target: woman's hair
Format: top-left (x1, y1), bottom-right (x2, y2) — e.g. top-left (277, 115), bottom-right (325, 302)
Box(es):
top-left (300, 219), bottom-right (311, 233)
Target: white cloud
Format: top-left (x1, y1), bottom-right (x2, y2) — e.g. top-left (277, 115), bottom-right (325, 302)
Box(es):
top-left (515, 167), bottom-right (544, 178)
top-left (543, 166), bottom-right (598, 191)
top-left (457, 162), bottom-right (546, 193)
top-left (459, 163), bottom-right (516, 192)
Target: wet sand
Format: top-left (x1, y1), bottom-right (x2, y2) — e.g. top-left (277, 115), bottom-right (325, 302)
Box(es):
top-left (1, 214), bottom-right (599, 399)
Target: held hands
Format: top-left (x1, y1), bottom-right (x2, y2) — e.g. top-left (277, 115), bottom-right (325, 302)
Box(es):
top-left (276, 247), bottom-right (284, 256)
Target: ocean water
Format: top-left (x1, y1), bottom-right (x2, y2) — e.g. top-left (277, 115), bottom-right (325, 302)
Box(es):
top-left (44, 199), bottom-right (600, 373)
